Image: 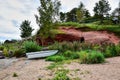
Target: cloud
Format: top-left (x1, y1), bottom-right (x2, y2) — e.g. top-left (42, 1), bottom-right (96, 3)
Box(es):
top-left (60, 0), bottom-right (81, 12)
top-left (0, 0), bottom-right (40, 42)
top-left (60, 0), bottom-right (119, 15)
top-left (0, 0), bottom-right (119, 42)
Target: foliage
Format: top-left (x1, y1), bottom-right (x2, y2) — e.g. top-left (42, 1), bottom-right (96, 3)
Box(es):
top-left (53, 69), bottom-right (70, 80)
top-left (76, 2), bottom-right (85, 22)
top-left (49, 41), bottom-right (82, 53)
top-left (35, 0), bottom-right (61, 45)
top-left (47, 62), bottom-right (64, 70)
top-left (104, 46), bottom-right (112, 57)
top-left (115, 44), bottom-right (120, 56)
top-left (23, 41), bottom-right (42, 52)
top-left (14, 48), bottom-right (26, 57)
top-left (104, 44), bottom-right (120, 57)
top-left (60, 12), bottom-right (66, 22)
top-left (3, 48), bottom-right (9, 57)
top-left (61, 50), bottom-right (79, 59)
top-left (66, 8), bottom-right (78, 22)
top-left (58, 22), bottom-right (120, 37)
top-left (19, 20), bottom-right (34, 38)
top-left (46, 55), bottom-right (66, 62)
top-left (13, 72), bottom-right (18, 77)
top-left (0, 46), bottom-right (4, 51)
top-left (112, 2), bottom-right (120, 24)
top-left (79, 50), bottom-right (105, 64)
top-left (93, 0), bottom-right (111, 23)
top-left (63, 2), bottom-right (90, 23)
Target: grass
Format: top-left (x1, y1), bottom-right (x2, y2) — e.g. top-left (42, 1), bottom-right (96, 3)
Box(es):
top-left (51, 29), bottom-right (65, 35)
top-left (58, 22), bottom-right (120, 37)
top-left (23, 41), bottom-right (42, 52)
top-left (52, 69), bottom-right (70, 80)
top-left (13, 72), bottom-right (18, 77)
top-left (79, 50), bottom-right (105, 64)
top-left (46, 55), bottom-right (66, 62)
top-left (47, 62), bottom-right (64, 70)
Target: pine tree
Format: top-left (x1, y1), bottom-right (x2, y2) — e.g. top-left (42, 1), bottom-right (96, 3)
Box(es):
top-left (19, 20), bottom-right (34, 39)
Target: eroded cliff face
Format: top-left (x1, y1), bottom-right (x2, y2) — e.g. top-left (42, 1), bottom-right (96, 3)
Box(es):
top-left (35, 27), bottom-right (120, 46)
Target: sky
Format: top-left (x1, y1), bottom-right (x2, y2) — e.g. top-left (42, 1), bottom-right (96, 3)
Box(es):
top-left (0, 0), bottom-right (119, 42)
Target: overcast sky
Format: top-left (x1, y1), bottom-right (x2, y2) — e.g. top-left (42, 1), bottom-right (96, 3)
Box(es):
top-left (0, 0), bottom-right (119, 42)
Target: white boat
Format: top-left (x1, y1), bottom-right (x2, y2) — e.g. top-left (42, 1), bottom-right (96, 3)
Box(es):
top-left (26, 50), bottom-right (58, 59)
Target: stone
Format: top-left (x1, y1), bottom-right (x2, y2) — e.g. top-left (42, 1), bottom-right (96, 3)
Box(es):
top-left (0, 51), bottom-right (5, 59)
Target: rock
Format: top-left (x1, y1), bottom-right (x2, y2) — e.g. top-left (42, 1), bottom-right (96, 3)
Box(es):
top-left (0, 51), bottom-right (5, 59)
top-left (0, 56), bottom-right (5, 59)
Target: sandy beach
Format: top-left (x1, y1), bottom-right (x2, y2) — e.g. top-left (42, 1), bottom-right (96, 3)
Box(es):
top-left (0, 57), bottom-right (120, 80)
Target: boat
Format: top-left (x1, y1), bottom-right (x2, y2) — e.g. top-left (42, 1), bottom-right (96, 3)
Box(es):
top-left (26, 50), bottom-right (58, 59)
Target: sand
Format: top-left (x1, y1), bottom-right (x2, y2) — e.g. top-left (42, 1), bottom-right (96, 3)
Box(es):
top-left (0, 57), bottom-right (120, 80)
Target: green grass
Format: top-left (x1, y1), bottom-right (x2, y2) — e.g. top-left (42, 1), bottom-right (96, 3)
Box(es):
top-left (52, 69), bottom-right (70, 80)
top-left (51, 29), bottom-right (65, 35)
top-left (58, 22), bottom-right (120, 37)
top-left (13, 72), bottom-right (18, 77)
top-left (46, 55), bottom-right (66, 62)
top-left (2, 42), bottom-right (23, 52)
top-left (23, 41), bottom-right (42, 52)
top-left (79, 50), bottom-right (105, 64)
top-left (47, 62), bottom-right (64, 70)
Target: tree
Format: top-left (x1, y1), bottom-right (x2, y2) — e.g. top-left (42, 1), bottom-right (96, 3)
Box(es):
top-left (60, 12), bottom-right (66, 22)
top-left (112, 2), bottom-right (120, 24)
top-left (35, 0), bottom-right (61, 45)
top-left (19, 20), bottom-right (34, 39)
top-left (66, 8), bottom-right (77, 22)
top-left (93, 0), bottom-right (111, 23)
top-left (76, 2), bottom-right (89, 22)
top-left (84, 9), bottom-right (91, 18)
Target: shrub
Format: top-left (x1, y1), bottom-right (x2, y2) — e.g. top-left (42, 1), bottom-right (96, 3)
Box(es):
top-left (3, 48), bottom-right (9, 57)
top-left (46, 55), bottom-right (66, 62)
top-left (49, 41), bottom-right (87, 53)
top-left (24, 41), bottom-right (42, 52)
top-left (115, 44), bottom-right (120, 56)
top-left (0, 46), bottom-right (4, 51)
top-left (104, 46), bottom-right (112, 58)
top-left (47, 62), bottom-right (64, 69)
top-left (110, 45), bottom-right (117, 56)
top-left (13, 72), bottom-right (18, 77)
top-left (79, 50), bottom-right (105, 64)
top-left (62, 50), bottom-right (79, 59)
top-left (53, 69), bottom-right (70, 80)
top-left (14, 48), bottom-right (26, 57)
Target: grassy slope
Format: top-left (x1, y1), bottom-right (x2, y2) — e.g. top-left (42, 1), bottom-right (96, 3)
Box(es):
top-left (58, 22), bottom-right (120, 37)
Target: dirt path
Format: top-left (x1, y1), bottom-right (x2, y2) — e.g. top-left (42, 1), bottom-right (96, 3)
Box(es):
top-left (60, 27), bottom-right (120, 44)
top-left (0, 57), bottom-right (120, 80)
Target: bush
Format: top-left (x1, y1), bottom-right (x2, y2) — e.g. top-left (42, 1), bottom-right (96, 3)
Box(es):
top-left (24, 41), bottom-right (42, 52)
top-left (0, 46), bottom-right (4, 51)
top-left (62, 50), bottom-right (79, 59)
top-left (79, 50), bottom-right (105, 64)
top-left (13, 72), bottom-right (18, 77)
top-left (49, 41), bottom-right (89, 53)
top-left (3, 48), bottom-right (9, 57)
top-left (104, 46), bottom-right (112, 58)
top-left (14, 48), bottom-right (26, 57)
top-left (46, 55), bottom-right (66, 62)
top-left (104, 44), bottom-right (118, 57)
top-left (115, 44), bottom-right (120, 56)
top-left (53, 69), bottom-right (70, 80)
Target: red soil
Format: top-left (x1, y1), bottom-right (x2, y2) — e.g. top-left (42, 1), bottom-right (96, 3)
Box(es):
top-left (60, 27), bottom-right (120, 45)
top-left (36, 27), bottom-right (120, 45)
